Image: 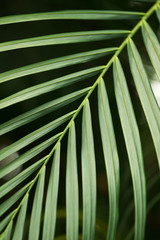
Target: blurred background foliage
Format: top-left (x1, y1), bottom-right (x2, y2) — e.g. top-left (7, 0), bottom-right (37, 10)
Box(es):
top-left (0, 0), bottom-right (160, 239)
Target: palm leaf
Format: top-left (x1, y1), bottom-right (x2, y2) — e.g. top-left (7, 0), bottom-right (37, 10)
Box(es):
top-left (0, 47), bottom-right (116, 84)
top-left (81, 100), bottom-right (96, 240)
top-left (29, 167), bottom-right (45, 240)
top-left (0, 30), bottom-right (130, 52)
top-left (127, 38), bottom-right (160, 168)
top-left (0, 158), bottom-right (44, 198)
top-left (156, 5), bottom-right (160, 21)
top-left (0, 212), bottom-right (15, 233)
top-left (0, 111), bottom-right (74, 161)
top-left (2, 221), bottom-right (12, 240)
top-left (42, 143), bottom-right (61, 240)
top-left (12, 194), bottom-right (28, 240)
top-left (0, 1), bottom-right (160, 240)
top-left (66, 121), bottom-right (79, 240)
top-left (98, 77), bottom-right (119, 240)
top-left (0, 10), bottom-right (144, 25)
top-left (0, 182), bottom-right (31, 217)
top-left (0, 136), bottom-right (59, 178)
top-left (113, 57), bottom-right (146, 239)
top-left (141, 21), bottom-right (160, 81)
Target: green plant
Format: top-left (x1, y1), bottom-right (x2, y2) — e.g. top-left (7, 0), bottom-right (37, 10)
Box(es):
top-left (0, 0), bottom-right (160, 239)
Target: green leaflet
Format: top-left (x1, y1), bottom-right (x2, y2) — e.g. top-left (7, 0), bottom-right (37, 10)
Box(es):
top-left (29, 167), bottom-right (45, 240)
top-left (81, 100), bottom-right (96, 240)
top-left (127, 38), bottom-right (160, 169)
top-left (0, 64), bottom-right (103, 135)
top-left (0, 30), bottom-right (130, 52)
top-left (98, 77), bottom-right (120, 240)
top-left (2, 222), bottom-right (13, 240)
top-left (0, 85), bottom-right (90, 109)
top-left (66, 121), bottom-right (79, 240)
top-left (0, 11), bottom-right (144, 25)
top-left (141, 21), bottom-right (160, 81)
top-left (156, 5), bottom-right (160, 21)
top-left (0, 111), bottom-right (74, 162)
top-left (42, 143), bottom-right (60, 240)
top-left (1, 158), bottom-right (44, 198)
top-left (113, 57), bottom-right (146, 240)
top-left (0, 182), bottom-right (31, 217)
top-left (0, 211), bottom-right (15, 233)
top-left (0, 47), bottom-right (116, 83)
top-left (0, 87), bottom-right (90, 135)
top-left (0, 65), bottom-right (102, 109)
top-left (0, 133), bottom-right (60, 178)
top-left (12, 194), bottom-right (28, 240)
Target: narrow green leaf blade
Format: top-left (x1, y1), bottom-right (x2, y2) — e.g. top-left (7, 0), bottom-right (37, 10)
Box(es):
top-left (0, 88), bottom-right (89, 135)
top-left (0, 66), bottom-right (102, 112)
top-left (128, 38), bottom-right (160, 168)
top-left (142, 21), bottom-right (160, 81)
top-left (98, 77), bottom-right (120, 240)
top-left (0, 182), bottom-right (31, 217)
top-left (0, 211), bottom-right (15, 232)
top-left (42, 143), bottom-right (61, 240)
top-left (0, 80), bottom-right (89, 109)
top-left (113, 57), bottom-right (146, 240)
top-left (0, 133), bottom-right (60, 178)
top-left (0, 48), bottom-right (116, 83)
top-left (3, 222), bottom-right (13, 240)
top-left (1, 158), bottom-right (44, 198)
top-left (66, 121), bottom-right (79, 240)
top-left (82, 100), bottom-right (96, 240)
top-left (12, 194), bottom-right (28, 240)
top-left (156, 6), bottom-right (160, 22)
top-left (29, 166), bottom-right (45, 240)
top-left (0, 111), bottom-right (74, 162)
top-left (0, 30), bottom-right (130, 52)
top-left (0, 11), bottom-right (144, 25)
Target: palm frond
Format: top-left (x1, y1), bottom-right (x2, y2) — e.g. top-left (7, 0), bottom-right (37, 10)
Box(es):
top-left (0, 111), bottom-right (74, 161)
top-left (142, 21), bottom-right (160, 81)
top-left (0, 10), bottom-right (144, 25)
top-left (12, 194), bottom-right (28, 240)
top-left (42, 143), bottom-right (60, 240)
top-left (66, 122), bottom-right (79, 240)
top-left (82, 100), bottom-right (96, 240)
top-left (0, 47), bottom-right (116, 84)
top-left (0, 1), bottom-right (160, 240)
top-left (98, 78), bottom-right (119, 240)
top-left (128, 38), bottom-right (160, 168)
top-left (0, 30), bottom-right (130, 53)
top-left (28, 166), bottom-right (45, 240)
top-left (113, 57), bottom-right (146, 240)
